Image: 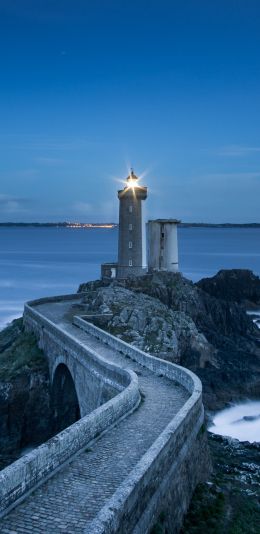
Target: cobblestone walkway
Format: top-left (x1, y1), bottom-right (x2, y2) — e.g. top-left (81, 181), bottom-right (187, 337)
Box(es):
top-left (1, 301), bottom-right (189, 534)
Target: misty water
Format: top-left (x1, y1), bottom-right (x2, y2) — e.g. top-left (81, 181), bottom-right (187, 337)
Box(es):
top-left (209, 401), bottom-right (260, 443)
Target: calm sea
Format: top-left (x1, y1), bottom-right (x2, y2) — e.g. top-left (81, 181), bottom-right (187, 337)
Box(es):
top-left (0, 227), bottom-right (260, 330)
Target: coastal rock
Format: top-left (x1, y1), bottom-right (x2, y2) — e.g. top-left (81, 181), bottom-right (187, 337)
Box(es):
top-left (121, 271), bottom-right (258, 339)
top-left (0, 319), bottom-right (52, 469)
top-left (179, 432), bottom-right (260, 534)
top-left (197, 269), bottom-right (260, 308)
top-left (82, 285), bottom-right (212, 364)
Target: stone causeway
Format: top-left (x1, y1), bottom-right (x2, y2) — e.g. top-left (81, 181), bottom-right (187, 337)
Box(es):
top-left (0, 293), bottom-right (208, 533)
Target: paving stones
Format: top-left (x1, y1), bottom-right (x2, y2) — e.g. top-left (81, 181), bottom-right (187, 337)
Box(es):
top-left (1, 300), bottom-right (188, 533)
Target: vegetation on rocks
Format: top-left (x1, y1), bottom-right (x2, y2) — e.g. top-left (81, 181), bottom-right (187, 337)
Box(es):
top-left (0, 318), bottom-right (47, 380)
top-left (152, 433), bottom-right (260, 534)
top-left (0, 318), bottom-right (52, 469)
top-left (181, 433), bottom-right (260, 534)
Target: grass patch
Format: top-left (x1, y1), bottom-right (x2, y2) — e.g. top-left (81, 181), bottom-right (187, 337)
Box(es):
top-left (180, 484), bottom-right (225, 533)
top-left (150, 433), bottom-right (260, 534)
top-left (0, 319), bottom-right (47, 380)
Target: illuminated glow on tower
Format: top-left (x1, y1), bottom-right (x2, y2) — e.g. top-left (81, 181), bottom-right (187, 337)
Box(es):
top-left (117, 169), bottom-right (148, 278)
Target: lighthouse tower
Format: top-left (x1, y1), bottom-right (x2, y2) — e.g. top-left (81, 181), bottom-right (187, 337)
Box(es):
top-left (117, 169), bottom-right (147, 278)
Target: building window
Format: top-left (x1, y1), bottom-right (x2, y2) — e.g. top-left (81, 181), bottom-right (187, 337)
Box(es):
top-left (129, 205), bottom-right (133, 213)
top-left (129, 241), bottom-right (132, 249)
top-left (129, 259), bottom-right (133, 266)
top-left (129, 223), bottom-right (133, 231)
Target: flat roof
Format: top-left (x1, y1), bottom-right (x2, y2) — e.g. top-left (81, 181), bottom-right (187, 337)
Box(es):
top-left (147, 219), bottom-right (181, 224)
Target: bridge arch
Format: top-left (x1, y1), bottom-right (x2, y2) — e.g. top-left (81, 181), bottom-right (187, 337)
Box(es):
top-left (51, 363), bottom-right (80, 434)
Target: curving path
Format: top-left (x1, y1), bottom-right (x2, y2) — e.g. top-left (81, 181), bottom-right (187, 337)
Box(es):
top-left (1, 300), bottom-right (189, 534)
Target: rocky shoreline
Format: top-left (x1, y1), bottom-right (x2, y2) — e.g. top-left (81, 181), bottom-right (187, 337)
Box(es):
top-left (179, 433), bottom-right (260, 534)
top-left (0, 269), bottom-right (259, 531)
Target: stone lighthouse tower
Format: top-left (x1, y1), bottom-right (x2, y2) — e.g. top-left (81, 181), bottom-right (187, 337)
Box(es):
top-left (117, 169), bottom-right (147, 278)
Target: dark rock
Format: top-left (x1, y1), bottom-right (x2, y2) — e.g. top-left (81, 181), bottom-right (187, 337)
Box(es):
top-left (0, 317), bottom-right (23, 353)
top-left (197, 269), bottom-right (260, 307)
top-left (0, 319), bottom-right (52, 469)
top-left (179, 432), bottom-right (260, 534)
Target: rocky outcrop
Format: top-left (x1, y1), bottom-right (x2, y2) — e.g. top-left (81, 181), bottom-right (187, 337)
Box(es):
top-left (0, 319), bottom-right (52, 469)
top-left (81, 285), bottom-right (212, 365)
top-left (197, 269), bottom-right (260, 308)
top-left (79, 270), bottom-right (260, 410)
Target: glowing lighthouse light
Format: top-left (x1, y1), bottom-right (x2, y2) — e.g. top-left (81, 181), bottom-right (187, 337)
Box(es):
top-left (126, 168), bottom-right (140, 190)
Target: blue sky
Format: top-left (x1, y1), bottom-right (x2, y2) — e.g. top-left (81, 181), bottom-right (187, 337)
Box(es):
top-left (0, 0), bottom-right (260, 222)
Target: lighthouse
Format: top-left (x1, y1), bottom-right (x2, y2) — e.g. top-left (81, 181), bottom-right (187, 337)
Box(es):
top-left (117, 169), bottom-right (147, 278)
top-left (100, 168), bottom-right (180, 281)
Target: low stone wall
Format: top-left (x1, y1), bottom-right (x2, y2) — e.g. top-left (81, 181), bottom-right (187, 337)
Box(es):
top-left (0, 301), bottom-right (140, 518)
top-left (73, 315), bottom-right (199, 394)
top-left (26, 292), bottom-right (85, 306)
top-left (74, 316), bottom-right (208, 534)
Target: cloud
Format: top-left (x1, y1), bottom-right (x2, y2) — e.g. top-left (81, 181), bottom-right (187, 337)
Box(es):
top-left (217, 145), bottom-right (260, 157)
top-left (0, 194), bottom-right (32, 214)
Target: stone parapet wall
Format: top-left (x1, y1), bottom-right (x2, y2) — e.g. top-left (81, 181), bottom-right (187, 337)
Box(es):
top-left (24, 305), bottom-right (131, 393)
top-left (0, 300), bottom-right (140, 518)
top-left (73, 315), bottom-right (200, 395)
top-left (90, 406), bottom-right (205, 534)
top-left (74, 316), bottom-right (206, 533)
top-left (26, 292), bottom-right (85, 306)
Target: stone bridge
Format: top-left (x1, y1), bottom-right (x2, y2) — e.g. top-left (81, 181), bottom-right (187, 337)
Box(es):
top-left (0, 293), bottom-right (209, 533)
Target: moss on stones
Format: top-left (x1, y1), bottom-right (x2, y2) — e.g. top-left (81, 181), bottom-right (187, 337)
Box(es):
top-left (0, 318), bottom-right (47, 381)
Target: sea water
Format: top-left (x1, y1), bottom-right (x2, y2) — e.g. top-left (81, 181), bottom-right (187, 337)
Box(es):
top-left (0, 226), bottom-right (260, 330)
top-left (209, 401), bottom-right (260, 443)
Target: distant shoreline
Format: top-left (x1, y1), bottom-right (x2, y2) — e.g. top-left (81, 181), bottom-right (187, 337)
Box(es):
top-left (0, 222), bottom-right (260, 229)
top-left (0, 222), bottom-right (117, 229)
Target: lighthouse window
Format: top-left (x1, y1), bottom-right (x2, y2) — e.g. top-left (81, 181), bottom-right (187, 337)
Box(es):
top-left (129, 241), bottom-right (132, 249)
top-left (129, 223), bottom-right (133, 231)
top-left (129, 205), bottom-right (133, 213)
top-left (129, 259), bottom-right (133, 266)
